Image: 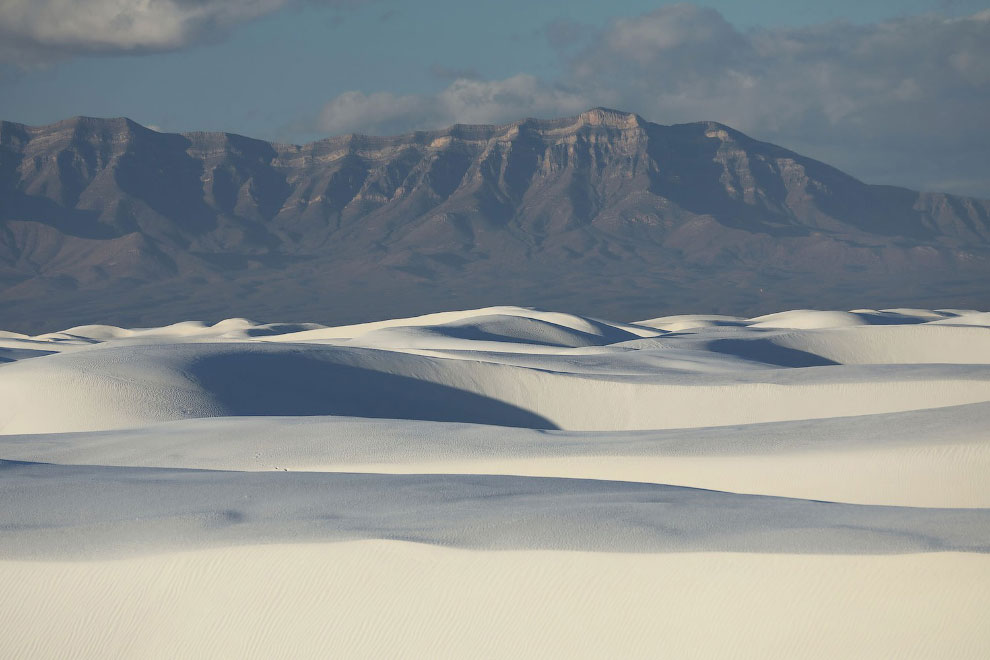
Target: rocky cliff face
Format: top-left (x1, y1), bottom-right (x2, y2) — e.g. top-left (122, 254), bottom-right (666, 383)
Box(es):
top-left (1, 108), bottom-right (989, 332)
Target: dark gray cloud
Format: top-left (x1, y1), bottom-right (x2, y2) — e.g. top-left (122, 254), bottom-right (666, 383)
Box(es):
top-left (571, 6), bottom-right (990, 144)
top-left (313, 5), bottom-right (990, 195)
top-left (567, 5), bottom-right (990, 193)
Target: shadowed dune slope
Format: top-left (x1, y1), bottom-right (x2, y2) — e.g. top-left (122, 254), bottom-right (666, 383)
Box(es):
top-left (2, 307), bottom-right (990, 435)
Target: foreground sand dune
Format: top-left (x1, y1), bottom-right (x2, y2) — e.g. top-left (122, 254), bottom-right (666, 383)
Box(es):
top-left (4, 545), bottom-right (989, 660)
top-left (1, 306), bottom-right (989, 658)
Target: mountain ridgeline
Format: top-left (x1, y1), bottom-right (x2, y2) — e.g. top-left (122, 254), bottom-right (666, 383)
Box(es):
top-left (1, 108), bottom-right (989, 332)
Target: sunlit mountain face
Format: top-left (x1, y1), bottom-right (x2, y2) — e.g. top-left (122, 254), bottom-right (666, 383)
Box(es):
top-left (1, 108), bottom-right (988, 333)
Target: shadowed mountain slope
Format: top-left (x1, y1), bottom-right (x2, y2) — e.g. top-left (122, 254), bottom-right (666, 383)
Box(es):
top-left (1, 108), bottom-right (989, 332)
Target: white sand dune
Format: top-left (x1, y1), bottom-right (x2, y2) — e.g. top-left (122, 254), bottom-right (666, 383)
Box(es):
top-left (4, 544), bottom-right (988, 660)
top-left (4, 333), bottom-right (990, 434)
top-left (1, 306), bottom-right (989, 658)
top-left (4, 459), bottom-right (988, 558)
top-left (4, 403), bottom-right (989, 507)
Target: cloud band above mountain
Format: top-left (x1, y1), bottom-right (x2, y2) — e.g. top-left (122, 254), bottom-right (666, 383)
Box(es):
top-left (315, 75), bottom-right (593, 136)
top-left (313, 5), bottom-right (990, 195)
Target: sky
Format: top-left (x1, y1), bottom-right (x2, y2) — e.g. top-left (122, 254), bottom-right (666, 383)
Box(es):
top-left (0, 0), bottom-right (988, 197)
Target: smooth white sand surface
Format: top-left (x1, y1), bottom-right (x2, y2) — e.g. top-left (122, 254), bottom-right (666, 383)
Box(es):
top-left (1, 306), bottom-right (989, 658)
top-left (3, 543), bottom-right (989, 660)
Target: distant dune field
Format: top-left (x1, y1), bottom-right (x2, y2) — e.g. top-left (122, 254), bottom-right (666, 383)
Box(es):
top-left (1, 306), bottom-right (989, 658)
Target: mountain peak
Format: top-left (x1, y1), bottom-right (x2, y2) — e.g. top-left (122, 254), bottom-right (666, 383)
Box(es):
top-left (576, 107), bottom-right (644, 128)
top-left (55, 115), bottom-right (136, 130)
top-left (31, 116), bottom-right (155, 145)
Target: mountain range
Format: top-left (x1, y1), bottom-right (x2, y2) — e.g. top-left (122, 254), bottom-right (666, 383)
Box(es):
top-left (1, 107), bottom-right (988, 333)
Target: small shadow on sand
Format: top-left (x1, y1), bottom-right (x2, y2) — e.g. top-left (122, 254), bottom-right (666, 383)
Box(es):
top-left (707, 338), bottom-right (839, 368)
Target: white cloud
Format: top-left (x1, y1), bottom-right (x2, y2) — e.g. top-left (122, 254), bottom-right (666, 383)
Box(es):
top-left (0, 0), bottom-right (282, 55)
top-left (435, 75), bottom-right (590, 126)
top-left (316, 74), bottom-right (591, 135)
top-left (316, 90), bottom-right (437, 135)
top-left (0, 0), bottom-right (363, 62)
